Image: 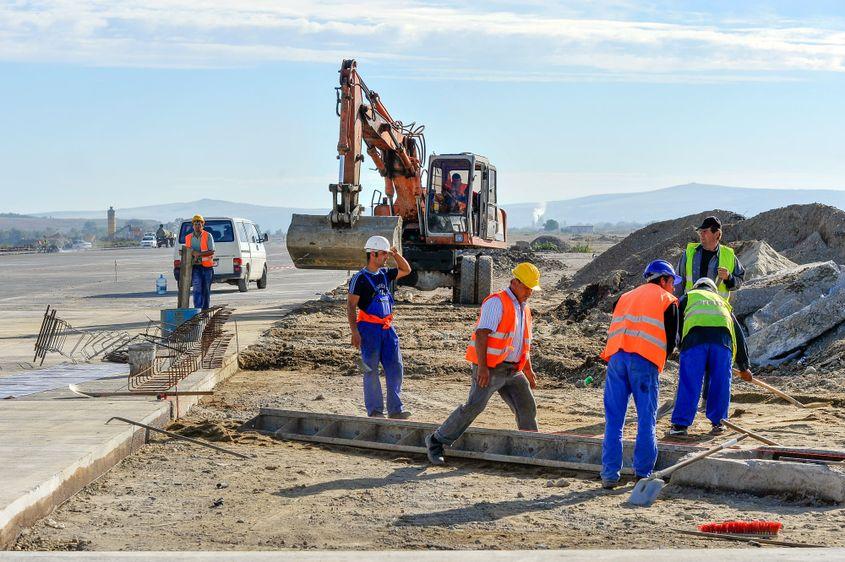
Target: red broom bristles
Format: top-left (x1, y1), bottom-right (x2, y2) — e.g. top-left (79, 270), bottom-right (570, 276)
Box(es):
top-left (698, 520), bottom-right (783, 536)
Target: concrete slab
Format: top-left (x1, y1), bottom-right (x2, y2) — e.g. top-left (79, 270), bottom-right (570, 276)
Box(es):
top-left (0, 363), bottom-right (129, 399)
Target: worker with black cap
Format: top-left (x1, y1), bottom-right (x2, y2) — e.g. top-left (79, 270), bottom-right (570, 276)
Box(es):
top-left (676, 215), bottom-right (745, 301)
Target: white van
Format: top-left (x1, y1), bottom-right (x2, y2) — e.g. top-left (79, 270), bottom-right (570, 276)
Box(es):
top-left (173, 217), bottom-right (269, 292)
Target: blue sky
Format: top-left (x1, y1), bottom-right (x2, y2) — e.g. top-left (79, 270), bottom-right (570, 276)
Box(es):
top-left (2, 0), bottom-right (844, 213)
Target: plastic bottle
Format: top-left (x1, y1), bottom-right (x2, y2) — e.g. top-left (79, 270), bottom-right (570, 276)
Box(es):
top-left (583, 375), bottom-right (594, 386)
top-left (156, 274), bottom-right (167, 295)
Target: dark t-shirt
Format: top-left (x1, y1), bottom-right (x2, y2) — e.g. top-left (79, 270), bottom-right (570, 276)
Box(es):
top-left (349, 268), bottom-right (399, 311)
top-left (697, 247), bottom-right (717, 281)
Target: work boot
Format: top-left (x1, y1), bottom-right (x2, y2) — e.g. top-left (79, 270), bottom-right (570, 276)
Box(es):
top-left (710, 423), bottom-right (725, 435)
top-left (668, 424), bottom-right (688, 436)
top-left (601, 479), bottom-right (620, 490)
top-left (368, 411), bottom-right (385, 418)
top-left (425, 433), bottom-right (445, 465)
top-left (388, 411), bottom-right (412, 420)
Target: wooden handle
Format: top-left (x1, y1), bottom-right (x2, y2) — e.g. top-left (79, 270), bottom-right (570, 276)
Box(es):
top-left (734, 369), bottom-right (806, 408)
top-left (655, 433), bottom-right (749, 479)
top-left (721, 419), bottom-right (781, 446)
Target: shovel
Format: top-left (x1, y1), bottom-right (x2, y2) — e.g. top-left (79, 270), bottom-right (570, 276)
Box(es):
top-left (733, 369), bottom-right (825, 409)
top-left (629, 433), bottom-right (749, 507)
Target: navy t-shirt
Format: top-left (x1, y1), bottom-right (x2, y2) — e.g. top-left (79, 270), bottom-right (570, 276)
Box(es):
top-left (349, 268), bottom-right (399, 311)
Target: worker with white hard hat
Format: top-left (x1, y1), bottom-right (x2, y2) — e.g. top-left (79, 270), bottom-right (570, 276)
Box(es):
top-left (347, 235), bottom-right (412, 418)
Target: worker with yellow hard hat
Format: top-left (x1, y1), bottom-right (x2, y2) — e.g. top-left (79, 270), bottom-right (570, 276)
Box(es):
top-left (184, 214), bottom-right (215, 309)
top-left (426, 261), bottom-right (541, 465)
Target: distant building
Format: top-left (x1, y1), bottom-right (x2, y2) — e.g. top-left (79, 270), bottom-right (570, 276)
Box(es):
top-left (562, 224), bottom-right (594, 234)
top-left (107, 206), bottom-right (116, 240)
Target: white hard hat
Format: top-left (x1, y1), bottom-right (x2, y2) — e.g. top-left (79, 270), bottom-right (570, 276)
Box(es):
top-left (693, 277), bottom-right (718, 292)
top-left (364, 235), bottom-right (391, 252)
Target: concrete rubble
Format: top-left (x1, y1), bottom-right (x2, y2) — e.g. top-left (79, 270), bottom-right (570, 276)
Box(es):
top-left (732, 240), bottom-right (796, 279)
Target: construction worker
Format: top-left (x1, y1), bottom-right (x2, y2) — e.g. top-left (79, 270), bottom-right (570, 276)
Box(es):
top-left (599, 260), bottom-right (680, 488)
top-left (347, 235), bottom-right (412, 418)
top-left (185, 214), bottom-right (215, 310)
top-left (669, 277), bottom-right (752, 436)
top-left (426, 262), bottom-right (541, 466)
top-left (676, 216), bottom-right (745, 300)
top-left (441, 172), bottom-right (468, 213)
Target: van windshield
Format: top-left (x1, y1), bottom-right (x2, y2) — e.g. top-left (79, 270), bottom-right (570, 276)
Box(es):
top-left (179, 220), bottom-right (235, 243)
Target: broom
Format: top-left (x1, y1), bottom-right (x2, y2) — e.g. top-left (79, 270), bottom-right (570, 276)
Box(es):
top-left (699, 520), bottom-right (783, 538)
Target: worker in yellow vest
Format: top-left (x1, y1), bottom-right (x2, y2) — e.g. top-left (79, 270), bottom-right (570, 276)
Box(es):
top-left (676, 216), bottom-right (745, 300)
top-left (185, 214), bottom-right (215, 310)
top-left (599, 259), bottom-right (680, 488)
top-left (425, 262), bottom-right (541, 466)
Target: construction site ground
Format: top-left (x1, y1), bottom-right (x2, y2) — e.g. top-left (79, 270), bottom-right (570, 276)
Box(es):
top-left (14, 242), bottom-right (845, 552)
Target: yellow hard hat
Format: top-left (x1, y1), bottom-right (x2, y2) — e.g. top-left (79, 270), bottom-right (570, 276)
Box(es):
top-left (192, 214), bottom-right (205, 223)
top-left (512, 262), bottom-right (541, 290)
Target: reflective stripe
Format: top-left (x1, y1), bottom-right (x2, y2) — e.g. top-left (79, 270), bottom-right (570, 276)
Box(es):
top-left (685, 309), bottom-right (727, 318)
top-left (609, 313), bottom-right (665, 330)
top-left (489, 331), bottom-right (507, 338)
top-left (605, 327), bottom-right (666, 351)
top-left (486, 347), bottom-right (508, 356)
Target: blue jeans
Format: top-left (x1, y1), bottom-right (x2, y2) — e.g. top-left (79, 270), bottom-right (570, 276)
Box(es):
top-left (191, 266), bottom-right (213, 310)
top-left (358, 322), bottom-right (404, 416)
top-left (672, 343), bottom-right (732, 428)
top-left (601, 350), bottom-right (659, 482)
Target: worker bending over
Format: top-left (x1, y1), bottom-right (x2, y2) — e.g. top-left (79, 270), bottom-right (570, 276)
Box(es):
top-left (185, 214), bottom-right (215, 310)
top-left (426, 262), bottom-right (541, 465)
top-left (669, 277), bottom-right (752, 436)
top-left (599, 260), bottom-right (680, 489)
top-left (347, 236), bottom-right (412, 419)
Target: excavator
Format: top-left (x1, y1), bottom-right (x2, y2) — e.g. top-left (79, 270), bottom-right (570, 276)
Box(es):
top-left (286, 59), bottom-right (508, 304)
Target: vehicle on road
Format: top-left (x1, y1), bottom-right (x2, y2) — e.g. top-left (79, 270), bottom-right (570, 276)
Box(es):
top-left (140, 233), bottom-right (157, 248)
top-left (71, 240), bottom-right (93, 250)
top-left (173, 217), bottom-right (269, 292)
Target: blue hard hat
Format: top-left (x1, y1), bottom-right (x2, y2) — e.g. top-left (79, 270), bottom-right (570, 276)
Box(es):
top-left (643, 259), bottom-right (682, 285)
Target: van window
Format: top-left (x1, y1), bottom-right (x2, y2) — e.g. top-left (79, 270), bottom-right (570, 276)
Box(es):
top-left (239, 221), bottom-right (251, 242)
top-left (246, 223), bottom-right (260, 243)
top-left (179, 220), bottom-right (235, 243)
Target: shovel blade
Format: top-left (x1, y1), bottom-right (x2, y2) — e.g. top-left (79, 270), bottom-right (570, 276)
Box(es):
top-left (628, 477), bottom-right (666, 507)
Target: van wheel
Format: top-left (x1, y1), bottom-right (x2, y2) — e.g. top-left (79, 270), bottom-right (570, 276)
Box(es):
top-left (257, 265), bottom-right (268, 289)
top-left (238, 267), bottom-right (250, 292)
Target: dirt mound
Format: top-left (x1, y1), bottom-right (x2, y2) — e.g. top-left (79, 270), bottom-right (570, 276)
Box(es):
top-left (552, 270), bottom-right (629, 322)
top-left (732, 240), bottom-right (797, 279)
top-left (166, 419), bottom-right (277, 446)
top-left (530, 235), bottom-right (570, 252)
top-left (572, 210), bottom-right (744, 288)
top-left (489, 245), bottom-right (564, 275)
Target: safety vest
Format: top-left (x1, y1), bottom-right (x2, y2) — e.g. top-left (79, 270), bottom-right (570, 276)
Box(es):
top-left (684, 243), bottom-right (736, 300)
top-left (600, 283), bottom-right (678, 372)
top-left (682, 289), bottom-right (736, 361)
top-left (186, 230), bottom-right (214, 268)
top-left (465, 290), bottom-right (532, 370)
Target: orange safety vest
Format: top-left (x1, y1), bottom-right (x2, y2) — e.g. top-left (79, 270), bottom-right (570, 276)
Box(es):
top-left (465, 290), bottom-right (533, 370)
top-left (185, 230), bottom-right (214, 268)
top-left (600, 283), bottom-right (677, 372)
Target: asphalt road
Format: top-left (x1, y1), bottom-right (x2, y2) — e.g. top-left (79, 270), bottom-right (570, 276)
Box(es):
top-left (0, 243), bottom-right (347, 369)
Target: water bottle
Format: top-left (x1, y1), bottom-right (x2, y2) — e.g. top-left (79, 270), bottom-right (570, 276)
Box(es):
top-left (583, 375), bottom-right (594, 387)
top-left (156, 274), bottom-right (167, 295)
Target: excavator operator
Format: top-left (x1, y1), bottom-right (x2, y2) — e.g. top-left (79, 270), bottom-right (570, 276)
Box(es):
top-left (441, 172), bottom-right (469, 214)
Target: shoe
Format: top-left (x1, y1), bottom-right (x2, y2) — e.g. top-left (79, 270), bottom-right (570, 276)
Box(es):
top-left (601, 479), bottom-right (620, 489)
top-left (425, 433), bottom-right (445, 466)
top-left (368, 411), bottom-right (385, 418)
top-left (388, 411), bottom-right (412, 420)
top-left (668, 424), bottom-right (688, 436)
top-left (710, 424), bottom-right (725, 435)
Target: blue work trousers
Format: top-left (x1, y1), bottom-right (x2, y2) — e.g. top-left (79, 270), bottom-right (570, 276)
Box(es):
top-left (191, 266), bottom-right (213, 310)
top-left (601, 350), bottom-right (659, 482)
top-left (672, 343), bottom-right (732, 428)
top-left (358, 321), bottom-right (404, 416)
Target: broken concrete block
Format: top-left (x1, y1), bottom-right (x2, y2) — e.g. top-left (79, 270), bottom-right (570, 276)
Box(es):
top-left (732, 261), bottom-right (841, 319)
top-left (732, 240), bottom-right (797, 279)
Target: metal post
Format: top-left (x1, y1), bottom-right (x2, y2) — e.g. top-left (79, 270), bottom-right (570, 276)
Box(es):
top-left (178, 245), bottom-right (193, 309)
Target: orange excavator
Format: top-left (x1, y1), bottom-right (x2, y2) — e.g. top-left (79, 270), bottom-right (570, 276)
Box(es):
top-left (286, 59), bottom-right (508, 304)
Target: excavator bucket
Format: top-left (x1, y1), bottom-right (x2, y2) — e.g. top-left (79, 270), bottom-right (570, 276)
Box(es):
top-left (286, 214), bottom-right (403, 270)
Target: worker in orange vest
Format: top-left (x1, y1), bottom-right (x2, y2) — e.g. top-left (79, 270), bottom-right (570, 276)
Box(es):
top-left (185, 214), bottom-right (215, 310)
top-left (599, 259), bottom-right (680, 489)
top-left (425, 262), bottom-right (541, 465)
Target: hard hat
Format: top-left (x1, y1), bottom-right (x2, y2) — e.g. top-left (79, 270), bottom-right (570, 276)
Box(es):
top-left (192, 214), bottom-right (205, 223)
top-left (693, 277), bottom-right (719, 292)
top-left (512, 262), bottom-right (541, 290)
top-left (364, 235), bottom-right (391, 252)
top-left (643, 259), bottom-right (682, 285)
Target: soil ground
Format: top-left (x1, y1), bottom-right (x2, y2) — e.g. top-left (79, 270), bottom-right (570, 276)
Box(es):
top-left (14, 245), bottom-right (845, 552)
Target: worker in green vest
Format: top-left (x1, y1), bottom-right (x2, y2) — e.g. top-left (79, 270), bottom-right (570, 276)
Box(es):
top-left (669, 277), bottom-right (752, 436)
top-left (676, 216), bottom-right (745, 300)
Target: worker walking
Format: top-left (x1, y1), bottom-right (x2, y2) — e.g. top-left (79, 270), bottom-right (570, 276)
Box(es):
top-left (676, 216), bottom-right (745, 300)
top-left (185, 214), bottom-right (215, 310)
top-left (347, 236), bottom-right (412, 418)
top-left (426, 262), bottom-right (541, 466)
top-left (669, 277), bottom-right (752, 436)
top-left (599, 260), bottom-right (680, 488)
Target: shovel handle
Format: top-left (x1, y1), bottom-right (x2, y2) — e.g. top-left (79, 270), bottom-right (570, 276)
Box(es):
top-left (720, 419), bottom-right (781, 446)
top-left (734, 369), bottom-right (806, 408)
top-left (655, 433), bottom-right (749, 479)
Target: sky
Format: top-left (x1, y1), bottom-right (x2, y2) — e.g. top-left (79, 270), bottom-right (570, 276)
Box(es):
top-left (2, 0), bottom-right (845, 213)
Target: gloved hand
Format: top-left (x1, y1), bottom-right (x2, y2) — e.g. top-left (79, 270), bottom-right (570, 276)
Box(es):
top-left (736, 369), bottom-right (753, 382)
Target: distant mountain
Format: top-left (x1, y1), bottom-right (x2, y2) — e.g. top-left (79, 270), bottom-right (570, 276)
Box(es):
top-left (501, 183), bottom-right (845, 228)
top-left (34, 199), bottom-right (326, 232)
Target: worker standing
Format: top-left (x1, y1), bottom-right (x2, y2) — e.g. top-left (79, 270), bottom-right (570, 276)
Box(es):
top-left (669, 277), bottom-right (752, 436)
top-left (185, 215), bottom-right (215, 310)
top-left (676, 216), bottom-right (745, 300)
top-left (426, 263), bottom-right (541, 466)
top-left (599, 260), bottom-right (680, 488)
top-left (347, 236), bottom-right (412, 418)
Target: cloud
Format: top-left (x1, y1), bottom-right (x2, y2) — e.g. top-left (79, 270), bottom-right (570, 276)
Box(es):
top-left (2, 1), bottom-right (845, 80)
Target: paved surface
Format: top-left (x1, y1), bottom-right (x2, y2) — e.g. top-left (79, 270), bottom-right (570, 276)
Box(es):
top-left (0, 244), bottom-right (346, 371)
